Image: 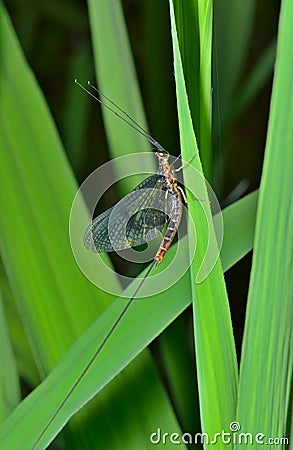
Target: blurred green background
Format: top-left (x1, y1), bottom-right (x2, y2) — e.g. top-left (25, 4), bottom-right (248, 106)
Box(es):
top-left (5, 0), bottom-right (280, 355)
top-left (2, 0), bottom-right (291, 449)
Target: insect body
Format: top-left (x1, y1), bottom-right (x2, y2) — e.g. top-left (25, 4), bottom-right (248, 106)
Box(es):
top-left (153, 150), bottom-right (182, 264)
top-left (84, 148), bottom-right (182, 265)
top-left (31, 81), bottom-right (188, 450)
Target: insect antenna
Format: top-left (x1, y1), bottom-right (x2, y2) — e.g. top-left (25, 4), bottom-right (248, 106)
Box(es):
top-left (88, 81), bottom-right (151, 136)
top-left (31, 259), bottom-right (156, 449)
top-left (75, 79), bottom-right (165, 152)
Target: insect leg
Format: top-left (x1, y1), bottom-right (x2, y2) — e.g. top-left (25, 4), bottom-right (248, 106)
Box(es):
top-left (178, 185), bottom-right (188, 203)
top-left (173, 151), bottom-right (198, 172)
top-left (178, 185), bottom-right (211, 204)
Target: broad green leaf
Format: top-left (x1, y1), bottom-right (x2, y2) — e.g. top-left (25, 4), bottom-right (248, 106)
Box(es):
top-left (87, 0), bottom-right (156, 194)
top-left (237, 0), bottom-right (293, 447)
top-left (0, 292), bottom-right (20, 424)
top-left (62, 44), bottom-right (94, 174)
top-left (86, 2), bottom-right (190, 449)
top-left (158, 189), bottom-right (259, 434)
top-left (170, 1), bottom-right (238, 448)
top-left (0, 183), bottom-right (258, 449)
top-left (0, 238), bottom-right (192, 449)
top-left (0, 2), bottom-right (116, 375)
top-left (143, 1), bottom-right (179, 155)
top-left (0, 262), bottom-right (39, 387)
top-left (0, 5), bottom-right (184, 450)
top-left (157, 314), bottom-right (201, 434)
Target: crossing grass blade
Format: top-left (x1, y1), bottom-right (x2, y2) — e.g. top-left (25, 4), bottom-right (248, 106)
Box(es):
top-left (157, 189), bottom-right (259, 431)
top-left (170, 1), bottom-right (238, 447)
top-left (62, 45), bottom-right (94, 174)
top-left (0, 260), bottom-right (40, 388)
top-left (0, 292), bottom-right (20, 424)
top-left (0, 0), bottom-right (272, 449)
top-left (87, 0), bottom-right (156, 194)
top-left (236, 0), bottom-right (293, 446)
top-left (0, 5), bottom-right (185, 449)
top-left (0, 183), bottom-right (257, 449)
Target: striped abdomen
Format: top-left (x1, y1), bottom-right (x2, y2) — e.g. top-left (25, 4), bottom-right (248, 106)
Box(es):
top-left (155, 190), bottom-right (182, 264)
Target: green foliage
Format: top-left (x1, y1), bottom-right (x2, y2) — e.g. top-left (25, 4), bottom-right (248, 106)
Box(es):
top-left (170, 3), bottom-right (237, 448)
top-left (237, 1), bottom-right (293, 447)
top-left (0, 0), bottom-right (291, 449)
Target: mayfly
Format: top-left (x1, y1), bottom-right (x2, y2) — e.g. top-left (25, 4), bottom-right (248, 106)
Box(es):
top-left (32, 80), bottom-right (191, 449)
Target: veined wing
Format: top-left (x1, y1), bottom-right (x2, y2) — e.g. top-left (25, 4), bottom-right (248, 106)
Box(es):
top-left (84, 174), bottom-right (172, 252)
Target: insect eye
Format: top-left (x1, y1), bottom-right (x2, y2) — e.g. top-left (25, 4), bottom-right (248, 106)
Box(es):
top-left (155, 149), bottom-right (169, 158)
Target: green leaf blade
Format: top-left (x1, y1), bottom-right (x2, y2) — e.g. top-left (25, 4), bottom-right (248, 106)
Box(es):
top-left (0, 4), bottom-right (187, 449)
top-left (170, 2), bottom-right (238, 447)
top-left (237, 0), bottom-right (293, 446)
top-left (0, 184), bottom-right (257, 450)
top-left (87, 0), bottom-right (156, 194)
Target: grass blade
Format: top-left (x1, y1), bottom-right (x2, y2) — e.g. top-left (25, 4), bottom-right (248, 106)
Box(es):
top-left (0, 183), bottom-right (257, 448)
top-left (170, 1), bottom-right (238, 446)
top-left (87, 0), bottom-right (155, 194)
top-left (237, 0), bottom-right (293, 446)
top-left (173, 0), bottom-right (213, 181)
top-left (0, 5), bottom-right (184, 449)
top-left (0, 261), bottom-right (40, 387)
top-left (0, 292), bottom-right (20, 424)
